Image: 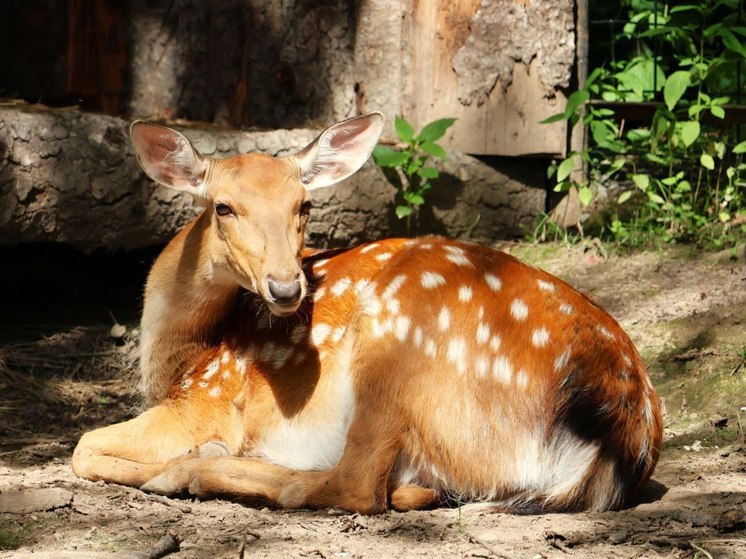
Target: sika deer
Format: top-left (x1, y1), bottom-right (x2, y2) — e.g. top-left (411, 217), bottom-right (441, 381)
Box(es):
top-left (72, 113), bottom-right (662, 514)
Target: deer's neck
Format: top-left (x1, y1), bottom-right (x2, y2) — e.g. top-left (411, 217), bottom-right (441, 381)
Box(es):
top-left (138, 213), bottom-right (239, 406)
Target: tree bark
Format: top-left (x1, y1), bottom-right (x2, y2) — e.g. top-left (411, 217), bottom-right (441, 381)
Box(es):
top-left (0, 103), bottom-right (543, 252)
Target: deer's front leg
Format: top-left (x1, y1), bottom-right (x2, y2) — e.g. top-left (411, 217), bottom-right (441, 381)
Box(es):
top-left (142, 411), bottom-right (407, 513)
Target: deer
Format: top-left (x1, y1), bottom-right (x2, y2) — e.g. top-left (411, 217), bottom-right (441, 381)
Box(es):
top-left (72, 112), bottom-right (663, 514)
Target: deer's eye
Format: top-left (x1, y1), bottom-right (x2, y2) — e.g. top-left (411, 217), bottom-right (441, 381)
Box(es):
top-left (215, 203), bottom-right (234, 217)
top-left (300, 200), bottom-right (313, 217)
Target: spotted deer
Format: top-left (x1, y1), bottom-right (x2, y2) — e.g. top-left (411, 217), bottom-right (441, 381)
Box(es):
top-left (72, 112), bottom-right (662, 514)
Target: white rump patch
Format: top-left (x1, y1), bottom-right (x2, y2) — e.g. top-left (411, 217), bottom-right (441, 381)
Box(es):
top-left (510, 299), bottom-right (529, 321)
top-left (421, 271), bottom-right (446, 289)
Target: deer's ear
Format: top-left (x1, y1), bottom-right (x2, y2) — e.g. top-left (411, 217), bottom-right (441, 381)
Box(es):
top-left (291, 112), bottom-right (384, 191)
top-left (130, 121), bottom-right (208, 195)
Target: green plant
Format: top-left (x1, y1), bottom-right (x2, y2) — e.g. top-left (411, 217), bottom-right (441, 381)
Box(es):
top-left (373, 115), bottom-right (456, 234)
top-left (544, 0), bottom-right (746, 248)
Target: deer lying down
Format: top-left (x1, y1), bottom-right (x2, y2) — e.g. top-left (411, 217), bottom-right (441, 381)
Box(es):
top-left (72, 113), bottom-right (662, 514)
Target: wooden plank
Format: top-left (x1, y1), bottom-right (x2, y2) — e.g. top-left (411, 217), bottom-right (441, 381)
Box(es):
top-left (408, 0), bottom-right (570, 157)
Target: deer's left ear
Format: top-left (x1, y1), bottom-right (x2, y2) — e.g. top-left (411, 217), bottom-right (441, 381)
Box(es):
top-left (290, 112), bottom-right (384, 191)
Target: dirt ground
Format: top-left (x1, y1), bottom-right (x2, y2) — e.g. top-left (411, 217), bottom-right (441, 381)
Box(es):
top-left (1, 241), bottom-right (745, 559)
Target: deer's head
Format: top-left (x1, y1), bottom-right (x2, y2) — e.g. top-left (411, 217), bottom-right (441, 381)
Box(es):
top-left (131, 113), bottom-right (384, 316)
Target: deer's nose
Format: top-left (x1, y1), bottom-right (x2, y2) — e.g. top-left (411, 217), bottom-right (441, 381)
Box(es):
top-left (267, 275), bottom-right (302, 306)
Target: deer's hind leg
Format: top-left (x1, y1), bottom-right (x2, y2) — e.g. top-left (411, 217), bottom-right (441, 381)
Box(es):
top-left (72, 397), bottom-right (243, 488)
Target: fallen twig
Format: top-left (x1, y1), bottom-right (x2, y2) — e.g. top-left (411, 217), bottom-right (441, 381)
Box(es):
top-left (124, 533), bottom-right (180, 559)
top-left (146, 493), bottom-right (193, 513)
top-left (690, 542), bottom-right (713, 559)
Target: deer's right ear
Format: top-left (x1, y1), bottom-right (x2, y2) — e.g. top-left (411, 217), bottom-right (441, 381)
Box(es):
top-left (130, 121), bottom-right (208, 195)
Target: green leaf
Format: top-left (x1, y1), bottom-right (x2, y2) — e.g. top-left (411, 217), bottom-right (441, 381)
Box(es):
top-left (416, 118), bottom-right (457, 143)
top-left (680, 121), bottom-right (700, 147)
top-left (608, 157), bottom-right (625, 176)
top-left (719, 211), bottom-right (730, 223)
top-left (700, 153), bottom-right (715, 170)
top-left (648, 193), bottom-right (665, 205)
top-left (663, 71), bottom-right (691, 111)
top-left (420, 141), bottom-right (446, 159)
top-left (403, 191), bottom-right (425, 205)
top-left (710, 106), bottom-right (725, 119)
top-left (395, 115), bottom-right (415, 143)
top-left (565, 90), bottom-right (590, 117)
top-left (578, 186), bottom-right (593, 207)
top-left (732, 141), bottom-right (746, 154)
top-left (718, 28), bottom-right (746, 58)
top-left (417, 166), bottom-right (439, 179)
top-left (618, 191), bottom-right (633, 204)
top-left (556, 157), bottom-right (575, 182)
top-left (540, 112), bottom-right (568, 124)
top-left (395, 205), bottom-right (413, 219)
top-left (632, 174), bottom-right (650, 191)
top-left (373, 146), bottom-right (409, 168)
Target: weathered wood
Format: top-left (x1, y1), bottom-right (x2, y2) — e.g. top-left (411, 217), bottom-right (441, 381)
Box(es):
top-left (0, 103), bottom-right (545, 252)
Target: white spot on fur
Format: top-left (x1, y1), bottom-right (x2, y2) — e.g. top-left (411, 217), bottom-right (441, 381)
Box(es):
top-left (425, 339), bottom-right (437, 358)
top-left (331, 278), bottom-right (352, 297)
top-left (597, 325), bottom-right (614, 339)
top-left (198, 380), bottom-right (208, 388)
top-left (386, 298), bottom-right (401, 315)
top-left (418, 243), bottom-right (433, 250)
top-left (559, 302), bottom-right (574, 315)
top-left (375, 252), bottom-right (392, 262)
top-left (458, 285), bottom-right (473, 302)
top-left (537, 279), bottom-right (556, 292)
top-left (510, 299), bottom-right (529, 321)
top-left (516, 370), bottom-right (529, 388)
top-left (622, 353), bottom-right (633, 367)
top-left (181, 378), bottom-right (193, 390)
top-left (313, 287), bottom-right (327, 302)
top-left (364, 296), bottom-right (382, 317)
top-left (413, 327), bottom-right (423, 348)
top-left (331, 326), bottom-right (346, 344)
top-left (311, 323), bottom-right (331, 346)
top-left (447, 337), bottom-right (467, 374)
top-left (532, 327), bottom-right (550, 348)
top-left (485, 273), bottom-right (502, 292)
top-left (475, 355), bottom-right (489, 378)
top-left (438, 306), bottom-right (451, 331)
top-left (444, 245), bottom-right (472, 266)
top-left (203, 360), bottom-right (220, 380)
top-left (478, 306), bottom-right (485, 320)
top-left (234, 356), bottom-right (247, 376)
top-left (315, 258), bottom-right (329, 268)
top-left (360, 243), bottom-right (379, 254)
top-left (394, 315), bottom-right (411, 342)
top-left (354, 279), bottom-right (371, 295)
top-left (220, 351), bottom-right (230, 364)
top-left (421, 271), bottom-right (446, 289)
top-left (382, 274), bottom-right (407, 299)
top-left (489, 335), bottom-right (501, 352)
top-left (209, 386), bottom-right (221, 398)
top-left (221, 369), bottom-right (231, 380)
top-left (476, 323), bottom-right (490, 345)
top-left (492, 356), bottom-right (513, 384)
top-left (554, 347), bottom-right (572, 372)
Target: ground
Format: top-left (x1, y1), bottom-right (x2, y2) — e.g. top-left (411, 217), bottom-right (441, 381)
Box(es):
top-left (1, 241), bottom-right (745, 559)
